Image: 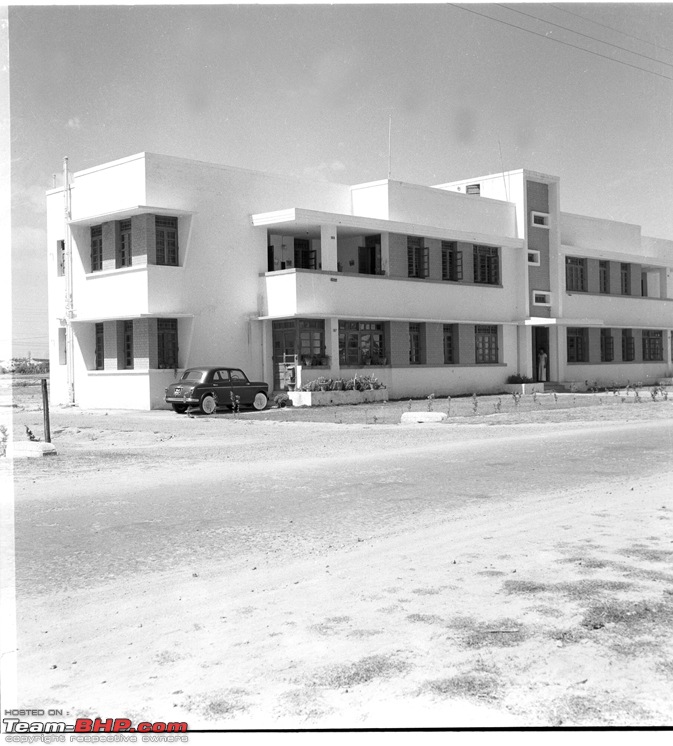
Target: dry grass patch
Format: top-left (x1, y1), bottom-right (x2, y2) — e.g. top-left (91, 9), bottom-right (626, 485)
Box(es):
top-left (309, 654), bottom-right (408, 689)
top-left (446, 616), bottom-right (529, 649)
top-left (184, 688), bottom-right (250, 719)
top-left (622, 545), bottom-right (673, 563)
top-left (547, 693), bottom-right (654, 726)
top-left (424, 672), bottom-right (503, 703)
top-left (502, 580), bottom-right (550, 594)
top-left (581, 597), bottom-right (673, 633)
top-left (406, 613), bottom-right (444, 625)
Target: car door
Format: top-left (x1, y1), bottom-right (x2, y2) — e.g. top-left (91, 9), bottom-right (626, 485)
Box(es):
top-left (211, 369), bottom-right (232, 408)
top-left (228, 368), bottom-right (253, 406)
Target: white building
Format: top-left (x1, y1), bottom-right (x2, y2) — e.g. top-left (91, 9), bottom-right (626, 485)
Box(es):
top-left (46, 152), bottom-right (673, 409)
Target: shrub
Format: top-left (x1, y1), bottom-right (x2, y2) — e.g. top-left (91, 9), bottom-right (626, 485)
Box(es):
top-left (299, 375), bottom-right (385, 392)
top-left (274, 393), bottom-right (291, 408)
top-left (506, 374), bottom-right (534, 384)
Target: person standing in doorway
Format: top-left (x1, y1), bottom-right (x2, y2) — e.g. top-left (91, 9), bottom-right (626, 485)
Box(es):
top-left (537, 349), bottom-right (548, 382)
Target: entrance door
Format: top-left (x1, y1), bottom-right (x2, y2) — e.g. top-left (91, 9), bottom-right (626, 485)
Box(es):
top-left (272, 322), bottom-right (297, 390)
top-left (532, 327), bottom-right (550, 382)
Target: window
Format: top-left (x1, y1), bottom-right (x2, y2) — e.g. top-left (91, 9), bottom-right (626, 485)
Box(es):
top-left (156, 216), bottom-right (179, 266)
top-left (473, 246), bottom-right (500, 285)
top-left (600, 328), bottom-right (614, 362)
top-left (298, 320), bottom-right (326, 366)
top-left (339, 321), bottom-right (386, 366)
top-left (621, 263), bottom-right (630, 295)
top-left (157, 319), bottom-right (179, 369)
top-left (622, 329), bottom-right (635, 362)
top-left (95, 323), bottom-right (104, 370)
top-left (475, 325), bottom-right (498, 364)
top-left (91, 226), bottom-right (102, 272)
top-left (530, 212), bottom-right (550, 228)
top-left (642, 330), bottom-right (663, 361)
top-left (409, 323), bottom-right (423, 364)
top-left (122, 320), bottom-right (134, 369)
top-left (118, 220), bottom-right (132, 268)
top-left (567, 327), bottom-right (588, 363)
top-left (57, 240), bottom-right (66, 276)
top-left (566, 257), bottom-right (587, 292)
top-left (443, 324), bottom-right (457, 364)
top-left (441, 241), bottom-right (463, 281)
top-left (599, 261), bottom-right (610, 294)
top-left (533, 291), bottom-right (551, 306)
top-left (466, 183), bottom-right (481, 196)
top-left (527, 250), bottom-right (541, 266)
top-left (407, 237), bottom-right (429, 279)
top-left (294, 238), bottom-right (316, 270)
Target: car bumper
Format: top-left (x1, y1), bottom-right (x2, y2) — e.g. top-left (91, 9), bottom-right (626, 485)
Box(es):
top-left (165, 396), bottom-right (199, 405)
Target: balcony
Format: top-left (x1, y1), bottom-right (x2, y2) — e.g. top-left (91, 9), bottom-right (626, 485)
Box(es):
top-left (564, 290), bottom-right (673, 328)
top-left (74, 264), bottom-right (186, 320)
top-left (260, 269), bottom-right (516, 323)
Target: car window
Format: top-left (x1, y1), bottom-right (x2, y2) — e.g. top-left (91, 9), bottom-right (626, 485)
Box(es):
top-left (214, 370), bottom-right (230, 383)
top-left (229, 369), bottom-right (247, 383)
top-left (181, 369), bottom-right (207, 382)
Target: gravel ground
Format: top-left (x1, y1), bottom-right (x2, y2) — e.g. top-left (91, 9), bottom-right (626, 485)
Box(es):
top-left (3, 377), bottom-right (673, 729)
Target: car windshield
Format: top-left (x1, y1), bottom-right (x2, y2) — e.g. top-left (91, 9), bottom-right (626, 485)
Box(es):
top-left (180, 369), bottom-right (208, 383)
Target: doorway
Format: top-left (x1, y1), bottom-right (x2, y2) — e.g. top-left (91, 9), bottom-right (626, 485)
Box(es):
top-left (532, 326), bottom-right (550, 382)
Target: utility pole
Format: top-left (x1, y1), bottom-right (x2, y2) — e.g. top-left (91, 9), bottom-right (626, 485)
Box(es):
top-left (63, 157), bottom-right (75, 405)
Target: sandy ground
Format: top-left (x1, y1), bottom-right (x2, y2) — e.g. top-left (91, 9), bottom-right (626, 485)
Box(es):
top-left (3, 381), bottom-right (673, 730)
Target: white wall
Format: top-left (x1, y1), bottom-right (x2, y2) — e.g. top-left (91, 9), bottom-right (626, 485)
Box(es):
top-left (63, 154), bottom-right (148, 221)
top-left (561, 213), bottom-right (642, 256)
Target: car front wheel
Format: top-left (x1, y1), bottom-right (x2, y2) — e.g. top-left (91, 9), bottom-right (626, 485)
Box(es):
top-left (199, 394), bottom-right (217, 415)
top-left (172, 403), bottom-right (189, 414)
top-left (252, 392), bottom-right (268, 411)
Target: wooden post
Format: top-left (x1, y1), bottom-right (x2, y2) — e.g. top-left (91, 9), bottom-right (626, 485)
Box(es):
top-left (41, 378), bottom-right (51, 443)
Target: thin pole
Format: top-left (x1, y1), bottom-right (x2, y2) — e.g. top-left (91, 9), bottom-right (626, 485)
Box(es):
top-left (63, 157), bottom-right (75, 406)
top-left (387, 115), bottom-right (392, 180)
top-left (498, 138), bottom-right (509, 202)
top-left (41, 378), bottom-right (51, 443)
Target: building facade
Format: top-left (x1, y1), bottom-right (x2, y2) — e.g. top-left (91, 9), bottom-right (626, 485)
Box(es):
top-left (46, 153), bottom-right (673, 409)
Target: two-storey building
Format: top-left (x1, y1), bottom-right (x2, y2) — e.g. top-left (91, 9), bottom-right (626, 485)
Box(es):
top-left (46, 153), bottom-right (673, 409)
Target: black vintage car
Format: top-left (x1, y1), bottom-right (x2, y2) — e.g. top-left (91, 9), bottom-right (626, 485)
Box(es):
top-left (165, 367), bottom-right (269, 414)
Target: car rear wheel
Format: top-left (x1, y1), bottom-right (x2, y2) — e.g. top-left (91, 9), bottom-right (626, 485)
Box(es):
top-left (252, 392), bottom-right (268, 411)
top-left (199, 394), bottom-right (217, 415)
top-left (171, 403), bottom-right (189, 414)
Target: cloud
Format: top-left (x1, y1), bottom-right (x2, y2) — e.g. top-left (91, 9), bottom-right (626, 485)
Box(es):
top-left (301, 161), bottom-right (347, 181)
top-left (14, 183), bottom-right (48, 215)
top-left (66, 117), bottom-right (82, 130)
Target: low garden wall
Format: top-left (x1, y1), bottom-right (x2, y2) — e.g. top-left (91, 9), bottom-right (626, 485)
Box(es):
top-left (502, 383), bottom-right (545, 395)
top-left (288, 389), bottom-right (389, 407)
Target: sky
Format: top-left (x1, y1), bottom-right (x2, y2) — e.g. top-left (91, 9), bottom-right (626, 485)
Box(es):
top-left (7, 2), bottom-right (673, 359)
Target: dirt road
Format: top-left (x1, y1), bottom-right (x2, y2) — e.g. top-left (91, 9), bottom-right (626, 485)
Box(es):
top-left (7, 401), bottom-right (673, 728)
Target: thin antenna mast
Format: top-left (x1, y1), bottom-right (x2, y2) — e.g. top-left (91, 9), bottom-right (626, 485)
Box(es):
top-left (498, 138), bottom-right (509, 202)
top-left (387, 115), bottom-right (392, 179)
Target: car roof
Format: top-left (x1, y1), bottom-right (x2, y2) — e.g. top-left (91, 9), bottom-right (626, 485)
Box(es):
top-left (187, 366), bottom-right (244, 371)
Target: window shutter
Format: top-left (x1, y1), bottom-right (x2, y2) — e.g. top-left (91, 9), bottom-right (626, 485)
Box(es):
top-left (456, 250), bottom-right (463, 280)
top-left (422, 246), bottom-right (429, 278)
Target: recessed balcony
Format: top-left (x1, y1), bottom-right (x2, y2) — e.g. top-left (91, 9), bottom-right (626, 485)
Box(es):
top-left (259, 269), bottom-right (515, 323)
